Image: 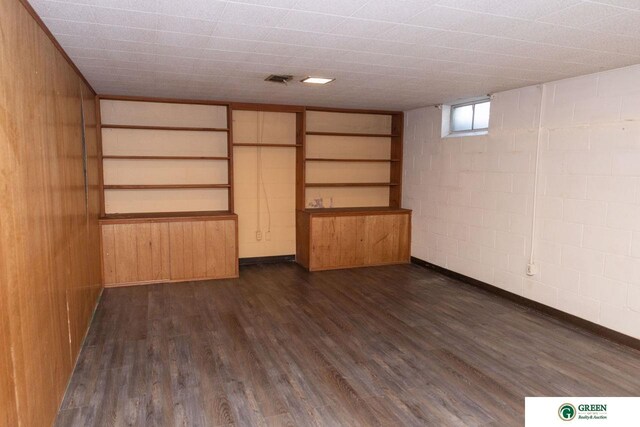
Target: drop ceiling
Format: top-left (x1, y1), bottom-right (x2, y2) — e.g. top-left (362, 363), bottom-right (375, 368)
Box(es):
top-left (29, 0), bottom-right (640, 110)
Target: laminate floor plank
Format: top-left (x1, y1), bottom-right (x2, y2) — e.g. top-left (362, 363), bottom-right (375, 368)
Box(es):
top-left (55, 263), bottom-right (640, 426)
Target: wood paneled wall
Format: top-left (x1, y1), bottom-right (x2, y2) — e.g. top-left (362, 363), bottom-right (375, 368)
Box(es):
top-left (0, 0), bottom-right (102, 425)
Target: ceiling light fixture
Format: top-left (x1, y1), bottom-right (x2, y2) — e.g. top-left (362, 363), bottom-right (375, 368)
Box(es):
top-left (301, 77), bottom-right (335, 85)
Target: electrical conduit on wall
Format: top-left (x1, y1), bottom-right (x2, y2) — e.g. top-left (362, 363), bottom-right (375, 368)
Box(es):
top-left (527, 83), bottom-right (548, 276)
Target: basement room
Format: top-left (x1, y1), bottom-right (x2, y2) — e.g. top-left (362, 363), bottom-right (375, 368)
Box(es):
top-left (1, 0), bottom-right (639, 426)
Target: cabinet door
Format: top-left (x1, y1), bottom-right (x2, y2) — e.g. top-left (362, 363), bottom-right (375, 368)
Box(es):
top-left (310, 215), bottom-right (366, 270)
top-left (169, 219), bottom-right (237, 281)
top-left (365, 214), bottom-right (411, 265)
top-left (101, 222), bottom-right (170, 285)
top-left (310, 216), bottom-right (337, 269)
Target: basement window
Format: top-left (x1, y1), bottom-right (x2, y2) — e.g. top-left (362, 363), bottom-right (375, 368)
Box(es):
top-left (442, 97), bottom-right (490, 138)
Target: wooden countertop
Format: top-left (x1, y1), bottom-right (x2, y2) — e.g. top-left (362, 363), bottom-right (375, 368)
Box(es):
top-left (300, 207), bottom-right (412, 216)
top-left (99, 210), bottom-right (237, 224)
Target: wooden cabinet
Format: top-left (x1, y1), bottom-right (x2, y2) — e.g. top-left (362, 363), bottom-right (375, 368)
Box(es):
top-left (297, 208), bottom-right (411, 271)
top-left (100, 212), bottom-right (238, 287)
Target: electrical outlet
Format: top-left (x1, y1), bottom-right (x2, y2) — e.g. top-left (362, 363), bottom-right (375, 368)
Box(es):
top-left (256, 231), bottom-right (262, 241)
top-left (526, 263), bottom-right (538, 276)
top-left (265, 231), bottom-right (271, 241)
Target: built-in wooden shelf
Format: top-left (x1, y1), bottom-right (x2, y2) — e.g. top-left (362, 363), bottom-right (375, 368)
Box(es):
top-left (103, 155), bottom-right (230, 160)
top-left (301, 206), bottom-right (412, 216)
top-left (306, 131), bottom-right (397, 138)
top-left (305, 182), bottom-right (399, 188)
top-left (104, 184), bottom-right (231, 190)
top-left (233, 143), bottom-right (302, 148)
top-left (99, 210), bottom-right (236, 224)
top-left (305, 158), bottom-right (400, 162)
top-left (101, 124), bottom-right (229, 132)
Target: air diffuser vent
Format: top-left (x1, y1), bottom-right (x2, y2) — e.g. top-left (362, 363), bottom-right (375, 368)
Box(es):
top-left (265, 74), bottom-right (293, 84)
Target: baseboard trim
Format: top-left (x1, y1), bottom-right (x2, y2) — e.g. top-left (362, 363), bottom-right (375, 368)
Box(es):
top-left (240, 255), bottom-right (296, 266)
top-left (411, 256), bottom-right (640, 352)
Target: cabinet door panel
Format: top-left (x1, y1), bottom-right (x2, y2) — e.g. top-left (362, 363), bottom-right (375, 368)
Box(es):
top-left (102, 217), bottom-right (238, 285)
top-left (205, 220), bottom-right (225, 277)
top-left (150, 223), bottom-right (170, 281)
top-left (102, 225), bottom-right (116, 284)
top-left (114, 224), bottom-right (138, 283)
top-left (224, 220), bottom-right (238, 276)
top-left (307, 213), bottom-right (410, 270)
top-left (136, 223), bottom-right (153, 281)
top-left (192, 221), bottom-right (208, 279)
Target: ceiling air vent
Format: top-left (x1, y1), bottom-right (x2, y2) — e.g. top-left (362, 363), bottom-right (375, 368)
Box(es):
top-left (265, 74), bottom-right (293, 84)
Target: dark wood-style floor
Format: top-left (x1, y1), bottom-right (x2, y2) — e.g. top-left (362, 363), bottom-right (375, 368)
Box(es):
top-left (55, 263), bottom-right (640, 426)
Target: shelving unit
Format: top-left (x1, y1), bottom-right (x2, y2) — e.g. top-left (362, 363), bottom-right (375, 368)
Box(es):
top-left (300, 108), bottom-right (404, 209)
top-left (296, 107), bottom-right (410, 271)
top-left (98, 96), bottom-right (233, 215)
top-left (95, 96), bottom-right (409, 279)
top-left (97, 96), bottom-right (238, 287)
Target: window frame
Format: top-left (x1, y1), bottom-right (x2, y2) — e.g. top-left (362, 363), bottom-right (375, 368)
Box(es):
top-left (449, 98), bottom-right (490, 135)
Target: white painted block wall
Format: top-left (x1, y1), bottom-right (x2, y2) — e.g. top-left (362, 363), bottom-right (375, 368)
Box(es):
top-left (403, 64), bottom-right (640, 339)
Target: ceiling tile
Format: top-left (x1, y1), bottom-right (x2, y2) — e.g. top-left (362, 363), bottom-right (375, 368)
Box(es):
top-left (218, 2), bottom-right (289, 26)
top-left (27, 0), bottom-right (640, 109)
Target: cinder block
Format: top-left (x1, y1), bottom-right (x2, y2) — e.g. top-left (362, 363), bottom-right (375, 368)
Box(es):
top-left (485, 172), bottom-right (513, 192)
top-left (561, 245), bottom-right (605, 275)
top-left (603, 254), bottom-right (640, 283)
top-left (545, 174), bottom-right (587, 199)
top-left (565, 151), bottom-right (612, 175)
top-left (540, 262), bottom-right (581, 293)
top-left (628, 285), bottom-right (640, 313)
top-left (537, 196), bottom-right (564, 220)
top-left (494, 269), bottom-right (524, 295)
top-left (499, 152), bottom-right (532, 173)
top-left (612, 151), bottom-right (640, 176)
top-left (600, 304), bottom-right (640, 338)
top-left (631, 232), bottom-right (640, 258)
top-left (607, 202), bottom-right (640, 231)
top-left (523, 279), bottom-right (558, 308)
top-left (563, 199), bottom-right (606, 226)
top-left (483, 210), bottom-right (511, 231)
top-left (533, 240), bottom-right (562, 265)
top-left (469, 226), bottom-right (497, 247)
top-left (556, 290), bottom-right (600, 323)
top-left (497, 192), bottom-right (528, 215)
top-left (542, 219), bottom-right (582, 246)
top-left (468, 191), bottom-right (498, 210)
top-left (547, 127), bottom-right (589, 151)
top-left (597, 65), bottom-right (640, 98)
top-left (582, 225), bottom-right (631, 256)
top-left (495, 231), bottom-right (526, 255)
top-left (573, 95), bottom-right (621, 125)
top-left (580, 274), bottom-right (628, 307)
top-left (587, 176), bottom-right (638, 202)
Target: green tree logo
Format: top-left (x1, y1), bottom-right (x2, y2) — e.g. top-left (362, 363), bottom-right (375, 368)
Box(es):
top-left (558, 403), bottom-right (576, 421)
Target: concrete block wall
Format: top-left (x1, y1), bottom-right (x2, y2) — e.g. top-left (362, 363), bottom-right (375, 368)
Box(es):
top-left (403, 64), bottom-right (640, 339)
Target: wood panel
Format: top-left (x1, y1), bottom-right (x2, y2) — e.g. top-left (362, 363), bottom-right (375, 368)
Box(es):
top-left (304, 211), bottom-right (411, 271)
top-left (101, 217), bottom-right (238, 286)
top-left (295, 210), bottom-right (310, 268)
top-left (0, 0), bottom-right (102, 426)
top-left (66, 83), bottom-right (103, 360)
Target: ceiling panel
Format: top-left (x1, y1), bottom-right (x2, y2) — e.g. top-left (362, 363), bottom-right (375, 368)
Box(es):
top-left (29, 0), bottom-right (640, 110)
